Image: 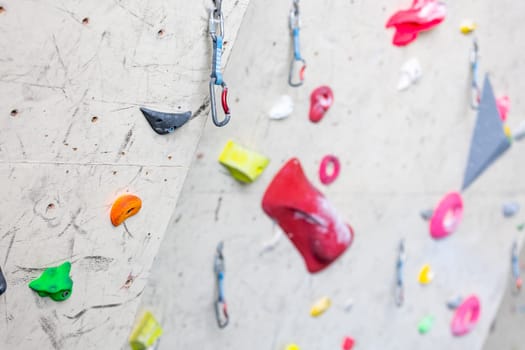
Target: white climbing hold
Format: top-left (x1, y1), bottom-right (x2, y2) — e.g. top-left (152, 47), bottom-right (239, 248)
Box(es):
top-left (397, 58), bottom-right (422, 91)
top-left (343, 298), bottom-right (354, 312)
top-left (503, 202), bottom-right (520, 218)
top-left (513, 121), bottom-right (525, 141)
top-left (269, 95), bottom-right (294, 120)
top-left (260, 225), bottom-right (283, 254)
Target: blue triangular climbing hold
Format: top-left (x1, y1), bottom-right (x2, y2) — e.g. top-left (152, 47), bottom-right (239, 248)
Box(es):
top-left (462, 75), bottom-right (511, 190)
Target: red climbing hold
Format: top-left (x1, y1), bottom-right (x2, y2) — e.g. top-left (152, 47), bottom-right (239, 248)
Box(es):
top-left (309, 86), bottom-right (334, 123)
top-left (261, 158), bottom-right (354, 273)
top-left (342, 336), bottom-right (355, 350)
top-left (386, 0), bottom-right (446, 46)
top-left (319, 155), bottom-right (340, 185)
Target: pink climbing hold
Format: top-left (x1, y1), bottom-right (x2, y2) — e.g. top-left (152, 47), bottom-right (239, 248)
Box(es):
top-left (496, 96), bottom-right (510, 122)
top-left (309, 86), bottom-right (334, 123)
top-left (385, 0), bottom-right (447, 46)
top-left (429, 192), bottom-right (463, 239)
top-left (451, 295), bottom-right (481, 336)
top-left (319, 155), bottom-right (341, 185)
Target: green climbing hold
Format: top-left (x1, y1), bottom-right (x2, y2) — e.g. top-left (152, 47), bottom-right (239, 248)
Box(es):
top-left (28, 262), bottom-right (73, 301)
top-left (418, 315), bottom-right (435, 334)
top-left (517, 223), bottom-right (525, 232)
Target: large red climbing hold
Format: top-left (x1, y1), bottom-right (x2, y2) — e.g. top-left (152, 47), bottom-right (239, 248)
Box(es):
top-left (261, 158), bottom-right (354, 273)
top-left (309, 86), bottom-right (334, 123)
top-left (385, 0), bottom-right (446, 46)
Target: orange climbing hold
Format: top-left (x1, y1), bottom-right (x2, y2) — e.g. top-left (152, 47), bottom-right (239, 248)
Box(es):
top-left (110, 194), bottom-right (142, 226)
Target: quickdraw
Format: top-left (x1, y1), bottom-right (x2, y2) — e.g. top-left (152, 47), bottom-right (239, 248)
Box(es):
top-left (288, 0), bottom-right (306, 87)
top-left (470, 38), bottom-right (480, 109)
top-left (395, 239), bottom-right (406, 306)
top-left (512, 241), bottom-right (522, 293)
top-left (214, 241), bottom-right (229, 328)
top-left (209, 0), bottom-right (231, 127)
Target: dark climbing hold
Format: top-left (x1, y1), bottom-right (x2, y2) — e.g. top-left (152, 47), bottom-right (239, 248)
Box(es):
top-left (140, 107), bottom-right (191, 135)
top-left (0, 266), bottom-right (6, 296)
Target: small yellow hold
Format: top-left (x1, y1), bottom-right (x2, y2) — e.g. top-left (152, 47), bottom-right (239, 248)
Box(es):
top-left (310, 297), bottom-right (332, 317)
top-left (460, 19), bottom-right (476, 34)
top-left (418, 264), bottom-right (434, 285)
top-left (218, 140), bottom-right (270, 183)
top-left (504, 124), bottom-right (513, 140)
top-left (285, 344), bottom-right (301, 350)
top-left (129, 311), bottom-right (163, 350)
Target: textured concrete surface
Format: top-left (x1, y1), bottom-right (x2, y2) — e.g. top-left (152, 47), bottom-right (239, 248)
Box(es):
top-left (483, 244), bottom-right (525, 350)
top-left (142, 0), bottom-right (525, 349)
top-left (0, 1), bottom-right (249, 349)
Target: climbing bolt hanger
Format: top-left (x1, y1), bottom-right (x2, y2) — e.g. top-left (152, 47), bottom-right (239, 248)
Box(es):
top-left (395, 239), bottom-right (406, 306)
top-left (288, 0), bottom-right (306, 87)
top-left (214, 241), bottom-right (229, 328)
top-left (209, 0), bottom-right (231, 127)
top-left (470, 38), bottom-right (480, 110)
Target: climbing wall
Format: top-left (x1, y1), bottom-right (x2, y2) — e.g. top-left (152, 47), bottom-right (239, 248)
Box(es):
top-left (141, 0), bottom-right (525, 349)
top-left (0, 0), bottom-right (250, 349)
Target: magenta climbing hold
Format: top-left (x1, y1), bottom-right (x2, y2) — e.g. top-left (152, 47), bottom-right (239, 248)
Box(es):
top-left (451, 295), bottom-right (481, 336)
top-left (496, 96), bottom-right (510, 122)
top-left (309, 86), bottom-right (334, 123)
top-left (385, 0), bottom-right (446, 46)
top-left (429, 192), bottom-right (463, 239)
top-left (319, 155), bottom-right (340, 185)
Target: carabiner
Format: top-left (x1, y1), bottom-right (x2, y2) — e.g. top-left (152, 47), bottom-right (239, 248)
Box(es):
top-left (395, 239), bottom-right (406, 306)
top-left (214, 241), bottom-right (229, 328)
top-left (209, 79), bottom-right (231, 127)
top-left (209, 1), bottom-right (231, 127)
top-left (512, 241), bottom-right (522, 294)
top-left (470, 38), bottom-right (480, 110)
top-left (288, 0), bottom-right (306, 87)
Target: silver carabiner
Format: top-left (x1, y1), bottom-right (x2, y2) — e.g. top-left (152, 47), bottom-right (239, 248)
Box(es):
top-left (209, 78), bottom-right (231, 127)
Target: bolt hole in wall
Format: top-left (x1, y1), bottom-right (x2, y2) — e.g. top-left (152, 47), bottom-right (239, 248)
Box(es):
top-left (82, 17), bottom-right (89, 25)
top-left (0, 6), bottom-right (5, 14)
top-left (91, 116), bottom-right (99, 123)
top-left (157, 29), bottom-right (165, 37)
top-left (10, 109), bottom-right (18, 117)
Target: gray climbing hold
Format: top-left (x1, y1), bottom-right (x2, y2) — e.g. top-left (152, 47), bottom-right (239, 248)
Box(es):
top-left (420, 209), bottom-right (434, 221)
top-left (140, 107), bottom-right (191, 135)
top-left (462, 75), bottom-right (511, 190)
top-left (503, 202), bottom-right (520, 218)
top-left (446, 295), bottom-right (463, 310)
